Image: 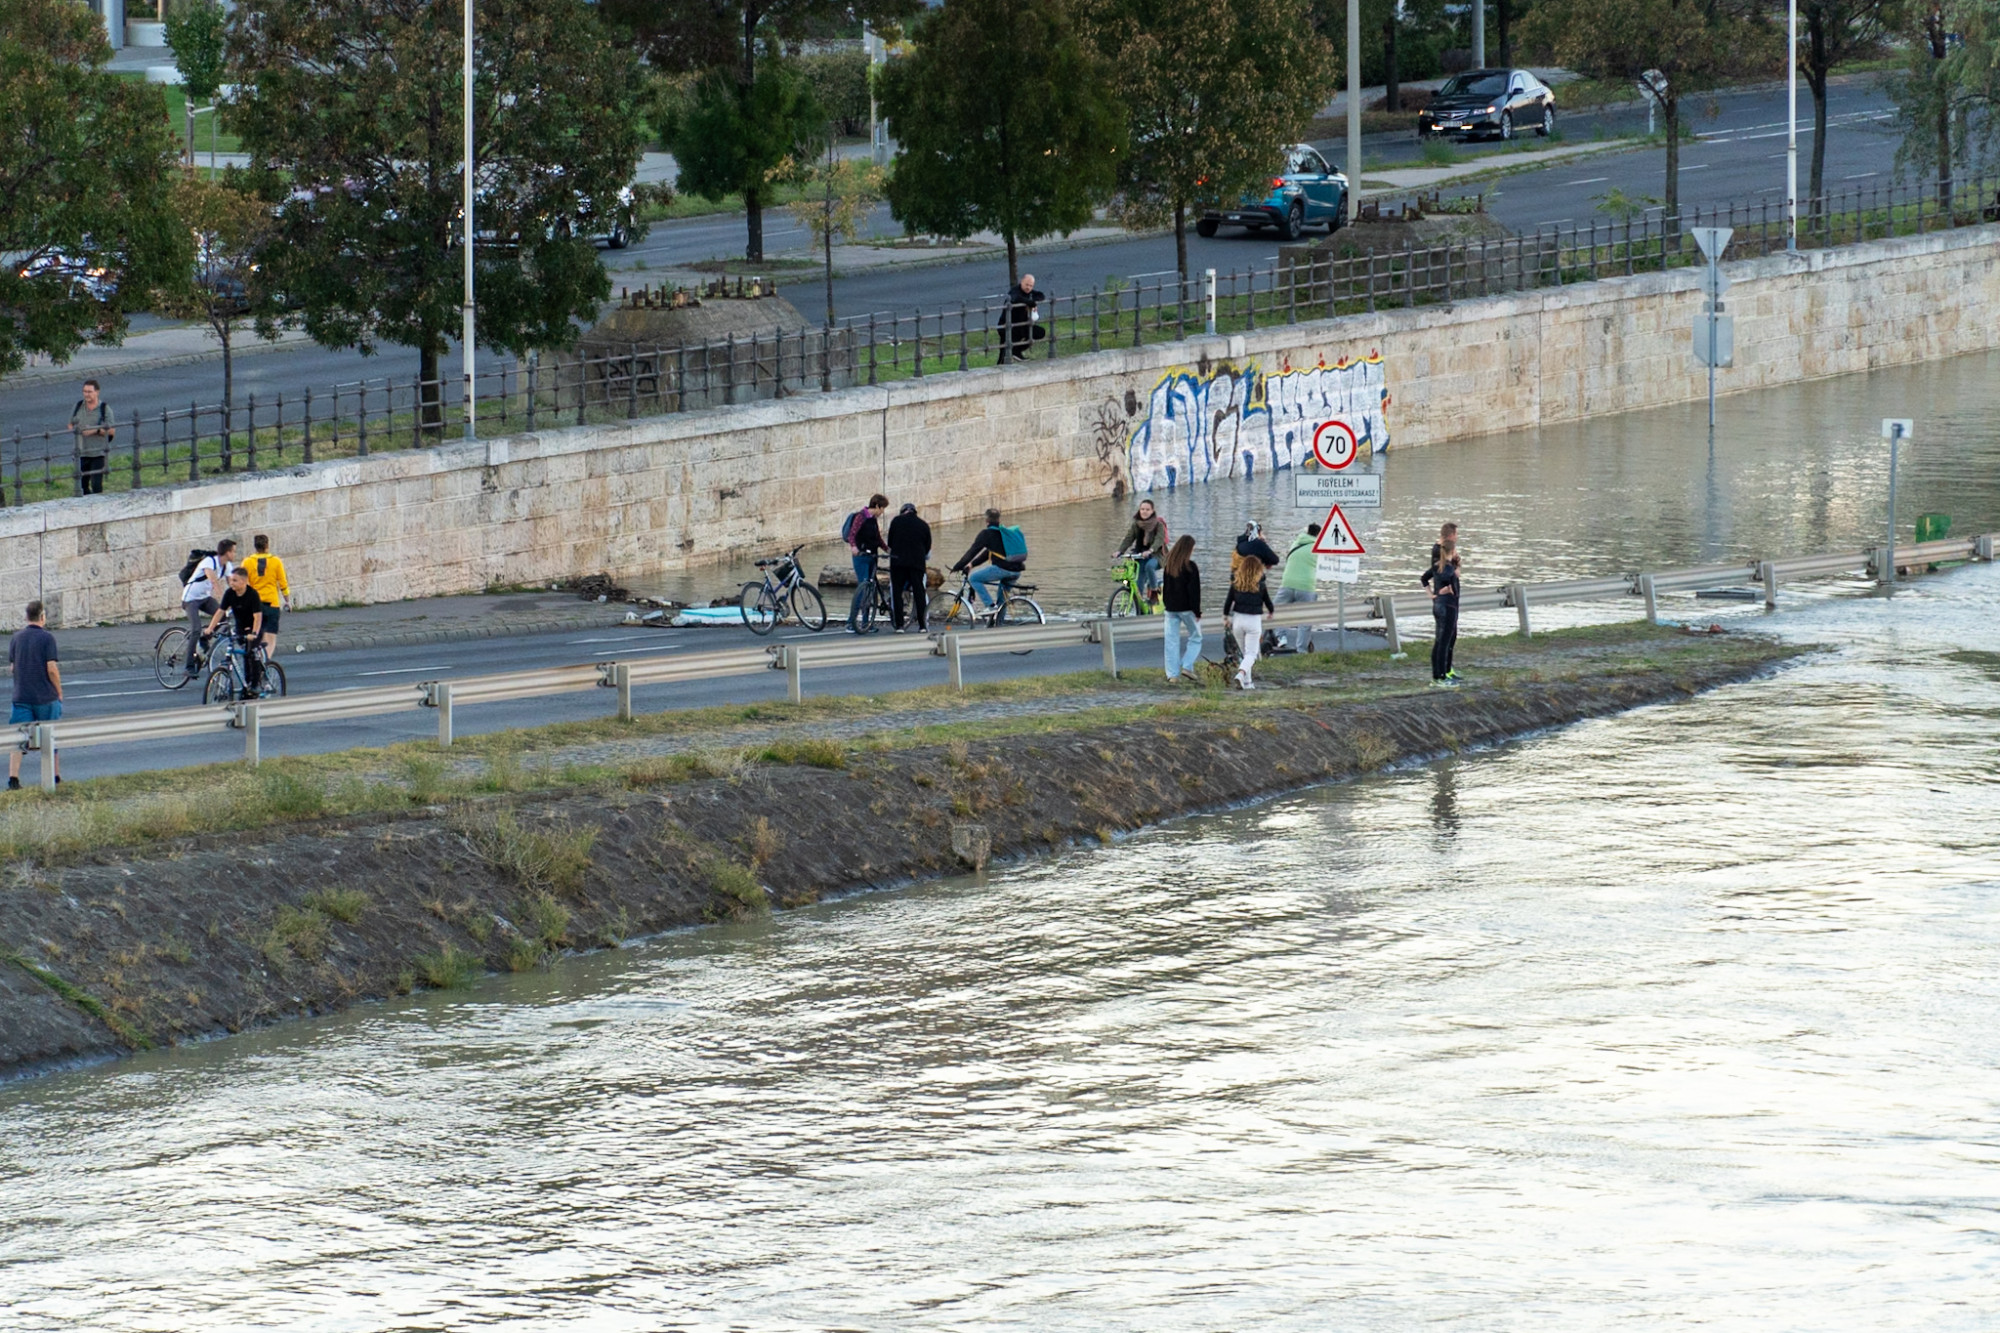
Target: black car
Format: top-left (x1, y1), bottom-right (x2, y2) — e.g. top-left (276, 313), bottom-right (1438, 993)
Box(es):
top-left (1417, 69), bottom-right (1556, 141)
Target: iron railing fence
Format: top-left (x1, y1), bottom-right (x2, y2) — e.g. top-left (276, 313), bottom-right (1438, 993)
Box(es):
top-left (8, 171), bottom-right (1998, 507)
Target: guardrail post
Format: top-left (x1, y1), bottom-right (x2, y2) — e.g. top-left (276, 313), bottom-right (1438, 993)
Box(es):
top-left (1760, 560), bottom-right (1779, 608)
top-left (785, 645), bottom-right (803, 704)
top-left (613, 662), bottom-right (633, 721)
top-left (435, 682), bottom-right (454, 748)
top-left (1509, 583), bottom-right (1531, 638)
top-left (239, 702), bottom-right (260, 766)
top-left (1380, 596), bottom-right (1402, 655)
top-left (945, 634), bottom-right (964, 692)
top-left (1977, 534), bottom-right (1994, 562)
top-left (1097, 619), bottom-right (1119, 678)
top-left (32, 724), bottom-right (55, 792)
top-left (1873, 545), bottom-right (1893, 586)
top-left (1639, 574), bottom-right (1659, 624)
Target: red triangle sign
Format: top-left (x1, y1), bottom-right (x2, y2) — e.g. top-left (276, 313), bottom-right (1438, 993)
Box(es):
top-left (1311, 504), bottom-right (1366, 555)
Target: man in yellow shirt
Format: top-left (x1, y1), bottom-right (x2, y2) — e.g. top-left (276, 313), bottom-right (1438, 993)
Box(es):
top-left (244, 533), bottom-right (291, 655)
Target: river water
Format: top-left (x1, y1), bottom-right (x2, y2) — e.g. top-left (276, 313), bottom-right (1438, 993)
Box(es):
top-left (4, 357), bottom-right (2000, 1329)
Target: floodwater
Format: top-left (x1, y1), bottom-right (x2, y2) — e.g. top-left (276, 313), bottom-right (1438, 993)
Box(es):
top-left (645, 346), bottom-right (2000, 614)
top-left (4, 355), bottom-right (2000, 1330)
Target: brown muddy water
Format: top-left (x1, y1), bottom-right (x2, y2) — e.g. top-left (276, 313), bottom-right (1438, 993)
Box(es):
top-left (2, 356), bottom-right (1998, 1329)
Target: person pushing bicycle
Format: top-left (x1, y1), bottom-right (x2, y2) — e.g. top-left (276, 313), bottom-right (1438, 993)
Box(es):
top-left (205, 568), bottom-right (268, 695)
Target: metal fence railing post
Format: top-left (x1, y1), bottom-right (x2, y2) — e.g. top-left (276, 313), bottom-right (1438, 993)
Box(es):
top-left (190, 401), bottom-right (203, 479)
top-left (129, 409), bottom-right (141, 490)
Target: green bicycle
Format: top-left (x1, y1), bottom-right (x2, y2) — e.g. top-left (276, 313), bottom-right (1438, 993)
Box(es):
top-left (1106, 554), bottom-right (1162, 618)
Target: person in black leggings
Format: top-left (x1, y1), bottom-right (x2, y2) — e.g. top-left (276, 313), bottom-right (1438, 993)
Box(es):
top-left (1427, 539), bottom-right (1461, 686)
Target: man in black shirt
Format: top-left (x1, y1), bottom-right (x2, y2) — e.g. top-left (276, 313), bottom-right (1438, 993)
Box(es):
top-left (885, 502), bottom-right (933, 632)
top-left (206, 567), bottom-right (266, 692)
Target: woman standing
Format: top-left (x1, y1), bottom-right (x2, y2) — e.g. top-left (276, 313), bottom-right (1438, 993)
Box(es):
top-left (1159, 535), bottom-right (1202, 682)
top-left (1222, 550), bottom-right (1274, 690)
top-left (1427, 539), bottom-right (1462, 686)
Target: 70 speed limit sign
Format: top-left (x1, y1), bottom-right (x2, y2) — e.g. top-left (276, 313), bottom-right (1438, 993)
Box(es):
top-left (1311, 419), bottom-right (1360, 471)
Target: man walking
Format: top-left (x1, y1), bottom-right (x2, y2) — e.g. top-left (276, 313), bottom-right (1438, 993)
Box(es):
top-left (8, 601), bottom-right (62, 790)
top-left (843, 493), bottom-right (887, 633)
top-left (1275, 522), bottom-right (1322, 653)
top-left (885, 502), bottom-right (932, 633)
top-left (997, 274), bottom-right (1045, 363)
top-left (69, 378), bottom-right (115, 495)
top-left (244, 534), bottom-right (291, 656)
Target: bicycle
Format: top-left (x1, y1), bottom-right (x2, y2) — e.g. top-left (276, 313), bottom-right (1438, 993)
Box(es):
top-left (927, 570), bottom-right (1046, 653)
top-left (153, 622), bottom-right (217, 689)
top-left (1105, 554), bottom-right (1163, 618)
top-left (738, 546), bottom-right (828, 636)
top-left (201, 628), bottom-right (288, 705)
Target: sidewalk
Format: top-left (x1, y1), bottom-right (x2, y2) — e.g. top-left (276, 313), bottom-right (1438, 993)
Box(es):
top-left (54, 590), bottom-right (643, 674)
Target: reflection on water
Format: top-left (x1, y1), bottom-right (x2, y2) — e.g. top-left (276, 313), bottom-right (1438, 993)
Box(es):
top-left (644, 348), bottom-right (2000, 614)
top-left (2, 559), bottom-right (1996, 1330)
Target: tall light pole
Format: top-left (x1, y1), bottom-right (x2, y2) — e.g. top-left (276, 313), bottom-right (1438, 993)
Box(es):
top-left (1473, 1), bottom-right (1484, 69)
top-left (462, 0), bottom-right (477, 439)
top-left (1347, 0), bottom-right (1361, 225)
top-left (1786, 0), bottom-right (1798, 250)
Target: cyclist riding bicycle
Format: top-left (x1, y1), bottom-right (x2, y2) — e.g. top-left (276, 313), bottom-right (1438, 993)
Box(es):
top-left (205, 567), bottom-right (267, 695)
top-left (1115, 498), bottom-right (1169, 603)
top-left (951, 508), bottom-right (1028, 609)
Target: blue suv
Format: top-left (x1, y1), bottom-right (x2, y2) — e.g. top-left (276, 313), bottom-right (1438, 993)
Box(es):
top-left (1196, 144), bottom-right (1348, 241)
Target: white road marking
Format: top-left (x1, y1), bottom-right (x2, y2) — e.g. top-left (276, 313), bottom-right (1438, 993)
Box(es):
top-left (1843, 171), bottom-right (1879, 180)
top-left (355, 666), bottom-right (447, 676)
top-left (1564, 176), bottom-right (1609, 186)
top-left (1680, 164), bottom-right (1711, 172)
top-left (69, 688), bottom-right (174, 700)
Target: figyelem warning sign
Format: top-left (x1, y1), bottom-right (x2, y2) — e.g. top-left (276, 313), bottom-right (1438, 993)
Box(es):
top-left (1295, 473), bottom-right (1382, 509)
top-left (1311, 504), bottom-right (1366, 555)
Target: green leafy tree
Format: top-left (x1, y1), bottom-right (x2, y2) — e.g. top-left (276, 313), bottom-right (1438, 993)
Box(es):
top-left (881, 0), bottom-right (1127, 285)
top-left (603, 0), bottom-right (918, 261)
top-left (0, 0), bottom-right (188, 381)
top-left (1093, 0), bottom-right (1335, 286)
top-left (225, 0), bottom-right (646, 426)
top-left (786, 150), bottom-right (888, 324)
top-left (1799, 1), bottom-right (1893, 210)
top-left (164, 0), bottom-right (227, 164)
top-left (664, 59), bottom-right (825, 261)
top-left (1889, 2), bottom-right (2000, 210)
top-left (1524, 0), bottom-right (1774, 219)
top-left (156, 174), bottom-right (283, 409)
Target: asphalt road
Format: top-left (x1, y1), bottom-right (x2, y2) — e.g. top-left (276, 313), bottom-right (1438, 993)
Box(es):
top-left (0, 78), bottom-right (1902, 441)
top-left (33, 620), bottom-right (1121, 783)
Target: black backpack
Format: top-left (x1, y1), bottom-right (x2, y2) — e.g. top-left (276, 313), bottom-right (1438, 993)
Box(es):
top-left (178, 548), bottom-right (217, 586)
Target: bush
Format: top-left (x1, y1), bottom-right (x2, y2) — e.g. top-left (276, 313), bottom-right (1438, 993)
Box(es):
top-left (303, 887), bottom-right (367, 923)
top-left (707, 858), bottom-right (768, 913)
top-left (455, 809), bottom-right (597, 897)
top-left (414, 943), bottom-right (482, 990)
top-left (258, 768), bottom-right (326, 819)
top-left (265, 905), bottom-right (330, 964)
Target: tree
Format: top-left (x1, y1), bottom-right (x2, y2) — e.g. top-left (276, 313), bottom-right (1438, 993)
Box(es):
top-left (664, 59), bottom-right (825, 261)
top-left (156, 174), bottom-right (283, 410)
top-left (1524, 0), bottom-right (1773, 219)
top-left (164, 0), bottom-right (226, 165)
top-left (785, 148), bottom-right (887, 325)
top-left (1799, 0), bottom-right (1892, 211)
top-left (881, 0), bottom-right (1127, 285)
top-left (1093, 0), bottom-right (1335, 287)
top-left (603, 0), bottom-right (918, 261)
top-left (1889, 2), bottom-right (2000, 210)
top-left (225, 0), bottom-right (646, 426)
top-left (0, 0), bottom-right (188, 382)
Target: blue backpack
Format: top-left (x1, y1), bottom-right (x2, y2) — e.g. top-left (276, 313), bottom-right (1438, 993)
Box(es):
top-left (997, 525), bottom-right (1028, 559)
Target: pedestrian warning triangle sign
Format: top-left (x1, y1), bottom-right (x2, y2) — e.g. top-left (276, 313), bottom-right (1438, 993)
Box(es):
top-left (1312, 504), bottom-right (1366, 555)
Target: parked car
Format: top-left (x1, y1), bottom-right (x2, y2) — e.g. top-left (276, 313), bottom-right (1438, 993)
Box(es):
top-left (1196, 145), bottom-right (1348, 241)
top-left (16, 252), bottom-right (118, 301)
top-left (1417, 68), bottom-right (1556, 141)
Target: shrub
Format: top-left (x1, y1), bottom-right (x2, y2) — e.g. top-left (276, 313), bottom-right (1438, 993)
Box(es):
top-left (258, 768), bottom-right (326, 819)
top-left (267, 905), bottom-right (330, 963)
top-left (707, 858), bottom-right (767, 913)
top-left (455, 809), bottom-right (596, 896)
top-left (413, 944), bottom-right (481, 990)
top-left (516, 891), bottom-right (570, 948)
top-left (303, 887), bottom-right (367, 923)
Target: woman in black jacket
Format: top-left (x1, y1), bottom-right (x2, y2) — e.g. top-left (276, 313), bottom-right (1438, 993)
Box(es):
top-left (1222, 550), bottom-right (1275, 690)
top-left (1159, 535), bottom-right (1202, 681)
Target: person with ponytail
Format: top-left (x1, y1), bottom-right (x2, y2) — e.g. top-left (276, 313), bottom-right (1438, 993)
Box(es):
top-left (1222, 547), bottom-right (1274, 689)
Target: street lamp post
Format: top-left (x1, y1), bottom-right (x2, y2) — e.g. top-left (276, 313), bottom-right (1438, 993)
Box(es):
top-left (1473, 1), bottom-right (1484, 69)
top-left (462, 0), bottom-right (476, 440)
top-left (1346, 0), bottom-right (1360, 226)
top-left (1786, 0), bottom-right (1798, 251)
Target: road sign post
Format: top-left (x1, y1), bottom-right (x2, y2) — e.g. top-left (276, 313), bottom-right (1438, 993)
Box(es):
top-left (1691, 226), bottom-right (1734, 442)
top-left (1881, 418), bottom-right (1912, 586)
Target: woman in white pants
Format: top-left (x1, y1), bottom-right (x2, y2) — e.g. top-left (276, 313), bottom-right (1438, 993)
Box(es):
top-left (1223, 551), bottom-right (1274, 689)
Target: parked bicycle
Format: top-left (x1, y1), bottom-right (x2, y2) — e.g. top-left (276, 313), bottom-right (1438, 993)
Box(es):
top-left (738, 547), bottom-right (828, 636)
top-left (201, 627), bottom-right (288, 705)
top-left (152, 624), bottom-right (216, 689)
top-left (927, 571), bottom-right (1046, 653)
top-left (1105, 555), bottom-right (1163, 618)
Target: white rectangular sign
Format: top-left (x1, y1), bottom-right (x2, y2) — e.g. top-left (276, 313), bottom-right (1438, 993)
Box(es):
top-left (1316, 555), bottom-right (1360, 583)
top-left (1296, 472), bottom-right (1382, 509)
top-left (1693, 313), bottom-right (1734, 367)
top-left (1881, 418), bottom-right (1913, 441)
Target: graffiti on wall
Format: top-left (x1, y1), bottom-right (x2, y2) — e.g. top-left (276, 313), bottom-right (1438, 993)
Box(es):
top-left (1122, 352), bottom-right (1391, 492)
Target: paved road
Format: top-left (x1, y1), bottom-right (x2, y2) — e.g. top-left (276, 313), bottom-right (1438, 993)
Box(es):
top-left (0, 78), bottom-right (1901, 437)
top-left (34, 620), bottom-right (1120, 783)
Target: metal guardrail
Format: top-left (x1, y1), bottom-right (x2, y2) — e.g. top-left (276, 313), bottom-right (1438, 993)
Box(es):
top-left (8, 535), bottom-right (1991, 788)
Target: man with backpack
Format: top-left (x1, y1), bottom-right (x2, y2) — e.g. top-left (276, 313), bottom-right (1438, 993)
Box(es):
top-left (841, 494), bottom-right (888, 634)
top-left (69, 378), bottom-right (115, 495)
top-left (179, 538), bottom-right (235, 681)
top-left (951, 508), bottom-right (1028, 609)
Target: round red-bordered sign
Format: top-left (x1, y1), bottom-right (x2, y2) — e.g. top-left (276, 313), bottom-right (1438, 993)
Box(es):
top-left (1311, 419), bottom-right (1360, 471)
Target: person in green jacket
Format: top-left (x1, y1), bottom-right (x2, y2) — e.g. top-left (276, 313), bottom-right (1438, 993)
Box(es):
top-left (1274, 522), bottom-right (1321, 652)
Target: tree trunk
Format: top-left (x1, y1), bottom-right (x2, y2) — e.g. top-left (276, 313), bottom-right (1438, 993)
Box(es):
top-left (743, 6), bottom-right (763, 262)
top-left (420, 343), bottom-right (442, 434)
top-left (824, 208), bottom-right (835, 327)
top-left (1173, 199), bottom-right (1187, 287)
top-left (1383, 18), bottom-right (1399, 114)
top-left (1663, 95), bottom-right (1680, 225)
top-left (1496, 0), bottom-right (1512, 68)
top-left (185, 100), bottom-right (196, 167)
top-left (1928, 14), bottom-right (1952, 212)
top-left (1005, 231), bottom-right (1018, 289)
top-left (1808, 70), bottom-right (1829, 219)
top-left (220, 319), bottom-right (233, 408)
top-left (745, 182), bottom-right (765, 262)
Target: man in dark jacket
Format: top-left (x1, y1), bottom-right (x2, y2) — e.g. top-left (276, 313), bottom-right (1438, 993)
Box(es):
top-left (997, 274), bottom-right (1045, 363)
top-left (885, 502), bottom-right (933, 632)
top-left (952, 508), bottom-right (1026, 609)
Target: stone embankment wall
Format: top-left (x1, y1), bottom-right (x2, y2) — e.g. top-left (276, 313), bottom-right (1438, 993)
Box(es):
top-left (7, 225), bottom-right (1997, 627)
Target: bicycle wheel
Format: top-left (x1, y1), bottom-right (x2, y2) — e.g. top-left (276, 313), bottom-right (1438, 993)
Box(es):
top-left (1106, 586), bottom-right (1139, 618)
top-left (856, 585), bottom-right (884, 634)
top-left (202, 667), bottom-right (238, 706)
top-left (789, 582), bottom-right (828, 632)
top-left (929, 590), bottom-right (973, 632)
top-left (154, 626), bottom-right (193, 689)
top-left (259, 661), bottom-right (288, 698)
top-left (1001, 595), bottom-right (1045, 654)
top-left (740, 582), bottom-right (778, 636)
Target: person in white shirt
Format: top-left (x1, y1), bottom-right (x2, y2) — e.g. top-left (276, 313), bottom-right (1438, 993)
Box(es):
top-left (180, 538), bottom-right (236, 680)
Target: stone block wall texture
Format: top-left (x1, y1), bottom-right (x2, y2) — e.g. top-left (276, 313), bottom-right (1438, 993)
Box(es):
top-left (8, 225), bottom-right (1997, 627)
